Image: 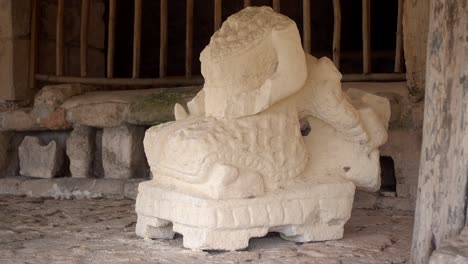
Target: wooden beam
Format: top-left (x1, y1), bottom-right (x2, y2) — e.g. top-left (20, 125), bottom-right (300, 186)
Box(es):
top-left (29, 0), bottom-right (39, 89)
top-left (341, 73), bottom-right (406, 82)
top-left (35, 74), bottom-right (204, 86)
top-left (332, 0), bottom-right (341, 69)
top-left (244, 0), bottom-right (251, 7)
top-left (272, 0), bottom-right (280, 12)
top-left (302, 0), bottom-right (311, 53)
top-left (362, 0), bottom-right (371, 73)
top-left (394, 0), bottom-right (404, 72)
top-left (185, 0), bottom-right (194, 78)
top-left (160, 0), bottom-right (168, 78)
top-left (132, 0), bottom-right (142, 78)
top-left (214, 0), bottom-right (222, 31)
top-left (56, 0), bottom-right (64, 76)
top-left (80, 0), bottom-right (90, 77)
top-left (107, 0), bottom-right (116, 78)
top-left (411, 0), bottom-right (468, 263)
top-left (35, 73), bottom-right (405, 86)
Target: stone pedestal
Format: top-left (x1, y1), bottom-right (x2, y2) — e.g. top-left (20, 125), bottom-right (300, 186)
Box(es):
top-left (102, 125), bottom-right (147, 179)
top-left (136, 178), bottom-right (355, 250)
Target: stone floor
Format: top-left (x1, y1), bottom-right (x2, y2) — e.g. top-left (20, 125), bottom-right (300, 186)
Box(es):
top-left (0, 195), bottom-right (413, 264)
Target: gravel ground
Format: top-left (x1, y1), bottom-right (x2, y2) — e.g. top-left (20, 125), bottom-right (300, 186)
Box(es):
top-left (0, 195), bottom-right (413, 264)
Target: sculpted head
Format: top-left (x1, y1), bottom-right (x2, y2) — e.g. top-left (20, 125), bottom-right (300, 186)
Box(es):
top-left (200, 7), bottom-right (307, 118)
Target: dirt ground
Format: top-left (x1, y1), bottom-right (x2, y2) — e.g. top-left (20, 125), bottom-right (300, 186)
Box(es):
top-left (0, 195), bottom-right (413, 264)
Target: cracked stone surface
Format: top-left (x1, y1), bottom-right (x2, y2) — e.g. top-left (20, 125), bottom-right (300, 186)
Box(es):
top-left (0, 196), bottom-right (413, 263)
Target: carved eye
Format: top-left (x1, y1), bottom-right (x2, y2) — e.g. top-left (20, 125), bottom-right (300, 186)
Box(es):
top-left (299, 118), bottom-right (311, 136)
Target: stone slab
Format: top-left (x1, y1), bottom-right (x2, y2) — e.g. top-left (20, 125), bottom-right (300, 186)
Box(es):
top-left (135, 177), bottom-right (356, 250)
top-left (0, 84), bottom-right (94, 131)
top-left (0, 177), bottom-right (145, 199)
top-left (62, 86), bottom-right (201, 128)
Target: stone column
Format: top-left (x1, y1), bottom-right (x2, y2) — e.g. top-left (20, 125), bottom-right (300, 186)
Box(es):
top-left (410, 0), bottom-right (468, 263)
top-left (0, 0), bottom-right (31, 100)
top-left (66, 125), bottom-right (95, 178)
top-left (102, 125), bottom-right (148, 179)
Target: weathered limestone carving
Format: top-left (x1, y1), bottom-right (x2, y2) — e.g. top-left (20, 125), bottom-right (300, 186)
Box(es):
top-left (136, 7), bottom-right (390, 250)
top-left (19, 136), bottom-right (64, 178)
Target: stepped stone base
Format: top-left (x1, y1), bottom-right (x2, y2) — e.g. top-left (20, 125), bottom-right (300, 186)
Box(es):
top-left (135, 177), bottom-right (355, 250)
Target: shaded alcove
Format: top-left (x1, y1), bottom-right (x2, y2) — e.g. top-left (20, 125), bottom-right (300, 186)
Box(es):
top-left (106, 0), bottom-right (400, 77)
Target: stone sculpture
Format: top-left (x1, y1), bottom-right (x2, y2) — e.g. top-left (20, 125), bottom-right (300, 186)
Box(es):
top-left (135, 6), bottom-right (390, 250)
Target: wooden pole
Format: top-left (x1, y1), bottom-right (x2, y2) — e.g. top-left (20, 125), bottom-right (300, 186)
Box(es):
top-left (244, 0), bottom-right (251, 7)
top-left (132, 0), bottom-right (142, 78)
top-left (80, 0), bottom-right (90, 77)
top-left (411, 0), bottom-right (468, 263)
top-left (160, 0), bottom-right (168, 78)
top-left (29, 0), bottom-right (39, 89)
top-left (362, 0), bottom-right (371, 73)
top-left (332, 0), bottom-right (341, 69)
top-left (302, 0), bottom-right (311, 53)
top-left (35, 72), bottom-right (405, 86)
top-left (56, 0), bottom-right (64, 76)
top-left (394, 0), bottom-right (404, 72)
top-left (185, 0), bottom-right (194, 78)
top-left (107, 0), bottom-right (116, 78)
top-left (35, 74), bottom-right (205, 86)
top-left (272, 0), bottom-right (280, 12)
top-left (214, 0), bottom-right (222, 31)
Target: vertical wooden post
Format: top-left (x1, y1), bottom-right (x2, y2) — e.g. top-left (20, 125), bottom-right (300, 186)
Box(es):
top-left (362, 0), bottom-right (371, 74)
top-left (56, 0), bottom-right (64, 76)
top-left (80, 0), bottom-right (90, 77)
top-left (29, 0), bottom-right (39, 89)
top-left (302, 0), bottom-right (311, 53)
top-left (244, 0), bottom-right (251, 7)
top-left (160, 0), bottom-right (168, 78)
top-left (185, 0), bottom-right (194, 78)
top-left (411, 0), bottom-right (468, 263)
top-left (107, 0), bottom-right (116, 78)
top-left (132, 0), bottom-right (142, 78)
top-left (214, 0), bottom-right (222, 31)
top-left (394, 0), bottom-right (403, 72)
top-left (272, 0), bottom-right (280, 12)
top-left (332, 0), bottom-right (341, 69)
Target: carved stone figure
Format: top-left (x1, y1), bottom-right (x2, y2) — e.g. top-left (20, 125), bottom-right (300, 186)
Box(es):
top-left (135, 6), bottom-right (390, 250)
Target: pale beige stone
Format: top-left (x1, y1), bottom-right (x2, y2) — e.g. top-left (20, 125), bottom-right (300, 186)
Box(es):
top-left (66, 126), bottom-right (95, 178)
top-left (19, 136), bottom-right (63, 178)
top-left (102, 125), bottom-right (148, 179)
top-left (136, 7), bottom-right (390, 250)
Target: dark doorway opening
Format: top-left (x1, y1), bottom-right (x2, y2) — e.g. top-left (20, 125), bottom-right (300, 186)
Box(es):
top-left (380, 156), bottom-right (396, 193)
